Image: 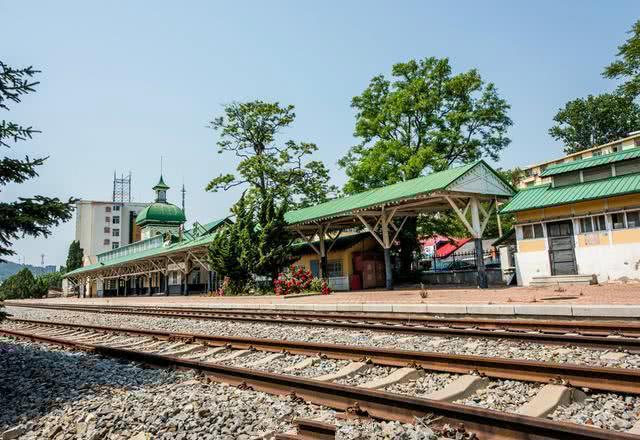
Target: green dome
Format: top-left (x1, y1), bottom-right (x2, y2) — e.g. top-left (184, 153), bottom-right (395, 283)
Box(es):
top-left (136, 202), bottom-right (186, 226)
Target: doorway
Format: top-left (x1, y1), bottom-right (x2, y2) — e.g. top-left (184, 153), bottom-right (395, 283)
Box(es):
top-left (546, 220), bottom-right (577, 275)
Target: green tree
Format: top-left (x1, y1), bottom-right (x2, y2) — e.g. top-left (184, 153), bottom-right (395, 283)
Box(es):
top-left (66, 240), bottom-right (84, 272)
top-left (207, 195), bottom-right (256, 294)
top-left (604, 19), bottom-right (640, 98)
top-left (549, 94), bottom-right (640, 154)
top-left (0, 268), bottom-right (43, 300)
top-left (255, 195), bottom-right (296, 281)
top-left (0, 61), bottom-right (75, 262)
top-left (339, 57), bottom-right (512, 276)
top-left (206, 100), bottom-right (337, 208)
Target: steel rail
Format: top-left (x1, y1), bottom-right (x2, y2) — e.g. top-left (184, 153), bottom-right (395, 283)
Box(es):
top-left (7, 302), bottom-right (640, 351)
top-left (6, 317), bottom-right (640, 395)
top-left (1, 327), bottom-right (638, 440)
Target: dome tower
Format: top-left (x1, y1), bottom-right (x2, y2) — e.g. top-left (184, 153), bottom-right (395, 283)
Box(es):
top-left (135, 176), bottom-right (186, 240)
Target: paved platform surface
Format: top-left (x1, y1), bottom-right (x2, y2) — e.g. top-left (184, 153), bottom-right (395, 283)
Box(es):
top-left (10, 283), bottom-right (640, 318)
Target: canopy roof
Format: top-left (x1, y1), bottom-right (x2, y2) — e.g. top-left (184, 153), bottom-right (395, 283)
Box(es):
top-left (541, 148), bottom-right (640, 177)
top-left (500, 173), bottom-right (640, 214)
top-left (65, 218), bottom-right (229, 278)
top-left (285, 160), bottom-right (514, 228)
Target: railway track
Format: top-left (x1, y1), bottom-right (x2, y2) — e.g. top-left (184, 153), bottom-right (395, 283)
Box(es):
top-left (1, 318), bottom-right (639, 439)
top-left (8, 301), bottom-right (640, 352)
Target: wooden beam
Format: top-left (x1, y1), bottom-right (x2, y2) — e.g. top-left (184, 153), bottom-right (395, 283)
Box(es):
top-left (445, 195), bottom-right (477, 237)
top-left (357, 214), bottom-right (385, 248)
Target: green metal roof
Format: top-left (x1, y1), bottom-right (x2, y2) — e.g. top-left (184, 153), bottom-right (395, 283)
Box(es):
top-left (135, 202), bottom-right (186, 226)
top-left (64, 218), bottom-right (229, 278)
top-left (285, 161), bottom-right (513, 225)
top-left (540, 148), bottom-right (640, 177)
top-left (500, 173), bottom-right (640, 214)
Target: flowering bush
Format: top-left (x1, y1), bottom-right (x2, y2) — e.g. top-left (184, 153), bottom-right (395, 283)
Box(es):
top-left (274, 265), bottom-right (331, 296)
top-left (274, 265), bottom-right (313, 296)
top-left (209, 277), bottom-right (230, 297)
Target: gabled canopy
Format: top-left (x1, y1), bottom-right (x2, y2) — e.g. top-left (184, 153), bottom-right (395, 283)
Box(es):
top-left (285, 160), bottom-right (514, 228)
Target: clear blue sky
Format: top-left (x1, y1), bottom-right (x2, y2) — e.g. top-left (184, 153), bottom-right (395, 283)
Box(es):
top-left (2, 1), bottom-right (638, 266)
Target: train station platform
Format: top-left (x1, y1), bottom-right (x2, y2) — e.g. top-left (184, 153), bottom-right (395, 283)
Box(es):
top-left (10, 283), bottom-right (640, 319)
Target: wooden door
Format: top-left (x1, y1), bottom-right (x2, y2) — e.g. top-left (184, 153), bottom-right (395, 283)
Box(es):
top-left (546, 221), bottom-right (577, 275)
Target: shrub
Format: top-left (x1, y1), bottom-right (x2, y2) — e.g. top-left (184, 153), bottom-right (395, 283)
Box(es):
top-left (274, 265), bottom-right (313, 296)
top-left (274, 266), bottom-right (331, 296)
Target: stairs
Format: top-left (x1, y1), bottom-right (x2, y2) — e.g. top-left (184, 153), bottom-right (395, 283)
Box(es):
top-left (530, 274), bottom-right (597, 287)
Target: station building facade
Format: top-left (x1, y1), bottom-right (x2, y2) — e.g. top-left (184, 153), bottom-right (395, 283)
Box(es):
top-left (501, 148), bottom-right (640, 285)
top-left (65, 177), bottom-right (229, 297)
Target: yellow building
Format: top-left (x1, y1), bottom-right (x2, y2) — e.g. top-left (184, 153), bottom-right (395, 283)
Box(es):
top-left (501, 147), bottom-right (640, 285)
top-left (292, 232), bottom-right (385, 290)
top-left (518, 132), bottom-right (640, 189)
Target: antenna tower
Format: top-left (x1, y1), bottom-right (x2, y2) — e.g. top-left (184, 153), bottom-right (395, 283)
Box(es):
top-left (113, 171), bottom-right (132, 203)
top-left (181, 181), bottom-right (186, 215)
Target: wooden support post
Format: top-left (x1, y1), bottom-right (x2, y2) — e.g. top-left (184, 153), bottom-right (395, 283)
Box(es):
top-left (147, 273), bottom-right (151, 295)
top-left (319, 225), bottom-right (328, 279)
top-left (470, 197), bottom-right (488, 289)
top-left (381, 210), bottom-right (393, 291)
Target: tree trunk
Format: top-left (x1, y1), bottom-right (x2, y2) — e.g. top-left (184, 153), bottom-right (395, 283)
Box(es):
top-left (398, 217), bottom-right (419, 282)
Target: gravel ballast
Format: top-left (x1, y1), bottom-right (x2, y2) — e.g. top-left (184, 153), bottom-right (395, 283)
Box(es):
top-left (0, 337), bottom-right (445, 439)
top-left (7, 306), bottom-right (640, 369)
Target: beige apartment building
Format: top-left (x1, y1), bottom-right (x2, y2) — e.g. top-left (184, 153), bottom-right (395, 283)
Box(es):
top-left (518, 132), bottom-right (640, 189)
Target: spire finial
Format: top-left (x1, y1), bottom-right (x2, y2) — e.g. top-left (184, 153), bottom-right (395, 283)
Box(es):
top-left (160, 156), bottom-right (163, 177)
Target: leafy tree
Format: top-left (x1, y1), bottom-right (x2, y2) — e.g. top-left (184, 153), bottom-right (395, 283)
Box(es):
top-left (36, 271), bottom-right (64, 291)
top-left (207, 195), bottom-right (256, 294)
top-left (206, 101), bottom-right (337, 208)
top-left (0, 268), bottom-right (42, 299)
top-left (604, 20), bottom-right (640, 98)
top-left (339, 57), bottom-right (512, 276)
top-left (549, 94), bottom-right (640, 154)
top-left (255, 195), bottom-right (296, 281)
top-left (0, 61), bottom-right (75, 262)
top-left (208, 193), bottom-right (296, 293)
top-left (66, 240), bottom-right (84, 272)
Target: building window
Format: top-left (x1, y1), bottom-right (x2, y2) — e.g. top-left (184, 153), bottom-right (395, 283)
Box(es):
top-left (592, 150), bottom-right (602, 157)
top-left (112, 216), bottom-right (120, 224)
top-left (112, 242), bottom-right (119, 249)
top-left (104, 226), bottom-right (110, 233)
top-left (582, 165), bottom-right (612, 183)
top-left (113, 205), bottom-right (121, 211)
top-left (580, 215), bottom-right (607, 233)
top-left (105, 216), bottom-right (110, 223)
top-left (593, 215), bottom-right (607, 231)
top-left (554, 171), bottom-right (580, 187)
top-left (611, 213), bottom-right (626, 230)
top-left (112, 228), bottom-right (120, 237)
top-left (171, 271), bottom-right (178, 284)
top-left (627, 211), bottom-right (640, 228)
top-left (103, 238), bottom-right (110, 245)
top-left (326, 260), bottom-right (343, 277)
top-left (105, 206), bottom-right (111, 213)
top-left (522, 223), bottom-right (544, 239)
top-left (615, 158), bottom-right (640, 176)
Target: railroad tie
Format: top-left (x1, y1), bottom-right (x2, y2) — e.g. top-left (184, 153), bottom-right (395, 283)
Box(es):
top-left (358, 367), bottom-right (423, 389)
top-left (424, 375), bottom-right (489, 402)
top-left (629, 419), bottom-right (640, 435)
top-left (313, 362), bottom-right (371, 382)
top-left (283, 357), bottom-right (318, 372)
top-left (183, 346), bottom-right (228, 361)
top-left (516, 385), bottom-right (586, 418)
top-left (245, 352), bottom-right (285, 368)
top-left (163, 345), bottom-right (206, 357)
top-left (214, 349), bottom-right (252, 362)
